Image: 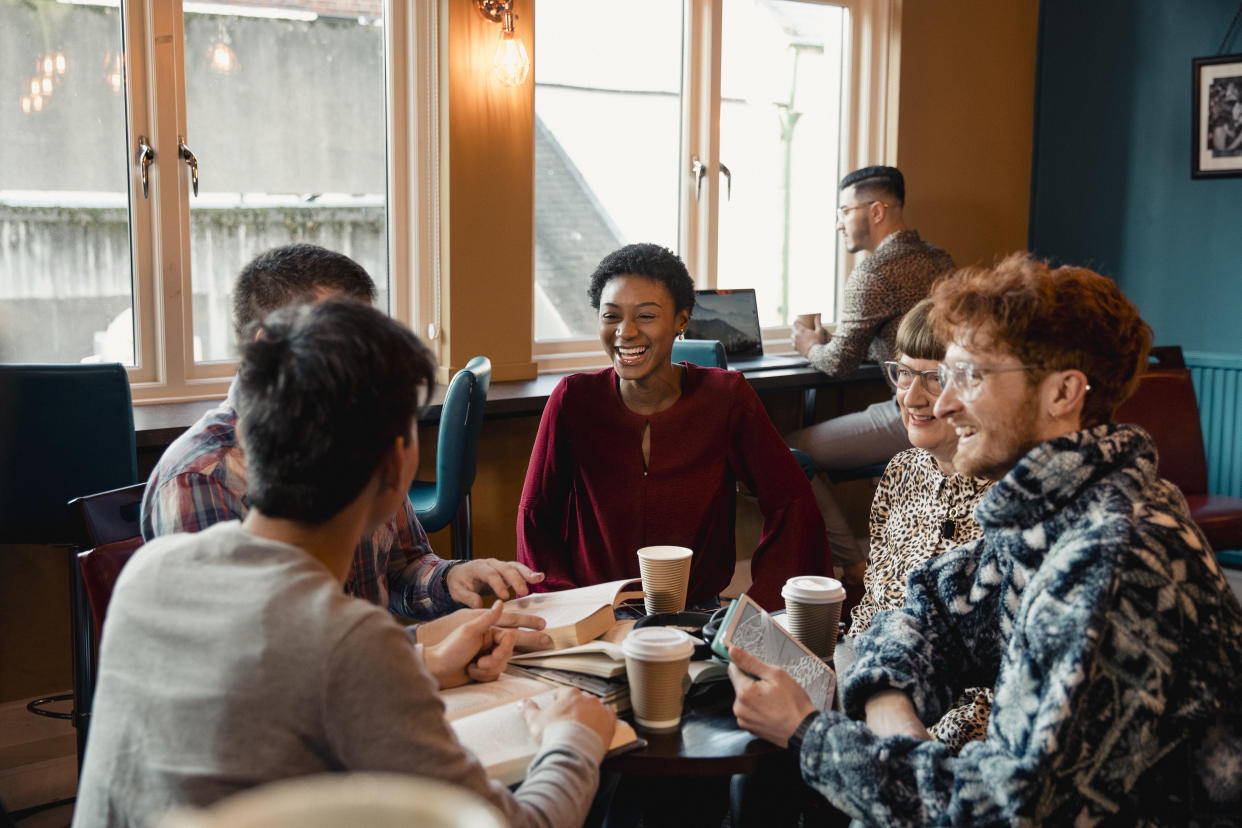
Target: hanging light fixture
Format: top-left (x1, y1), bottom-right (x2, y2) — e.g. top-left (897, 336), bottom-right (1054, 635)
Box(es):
top-left (474, 0), bottom-right (529, 87)
top-left (208, 21), bottom-right (239, 75)
top-left (104, 50), bottom-right (124, 95)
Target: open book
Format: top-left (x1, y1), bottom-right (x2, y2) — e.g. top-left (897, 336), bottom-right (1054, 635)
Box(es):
top-left (510, 639), bottom-right (628, 678)
top-left (508, 578), bottom-right (644, 649)
top-left (444, 671), bottom-right (641, 785)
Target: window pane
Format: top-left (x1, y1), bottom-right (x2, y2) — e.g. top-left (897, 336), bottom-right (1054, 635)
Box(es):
top-left (184, 2), bottom-right (388, 362)
top-left (717, 0), bottom-right (845, 327)
top-left (534, 0), bottom-right (683, 341)
top-left (0, 0), bottom-right (135, 365)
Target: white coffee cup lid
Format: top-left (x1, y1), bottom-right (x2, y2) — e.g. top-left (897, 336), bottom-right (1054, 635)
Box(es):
top-left (637, 545), bottom-right (693, 561)
top-left (621, 627), bottom-right (696, 661)
top-left (781, 575), bottom-right (845, 603)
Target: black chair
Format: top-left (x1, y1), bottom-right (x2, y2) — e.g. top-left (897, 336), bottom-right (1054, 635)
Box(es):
top-left (409, 356), bottom-right (491, 561)
top-left (66, 484), bottom-right (146, 769)
top-left (671, 339), bottom-right (728, 369)
top-left (0, 364), bottom-right (139, 766)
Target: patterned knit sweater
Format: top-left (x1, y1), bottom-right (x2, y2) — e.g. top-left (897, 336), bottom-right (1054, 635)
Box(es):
top-left (798, 424), bottom-right (1242, 825)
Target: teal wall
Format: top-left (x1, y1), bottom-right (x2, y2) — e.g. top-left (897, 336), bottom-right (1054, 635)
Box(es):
top-left (1030, 0), bottom-right (1242, 356)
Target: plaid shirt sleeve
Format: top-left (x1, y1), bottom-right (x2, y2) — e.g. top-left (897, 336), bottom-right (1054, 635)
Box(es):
top-left (380, 498), bottom-right (459, 620)
top-left (144, 471), bottom-right (247, 539)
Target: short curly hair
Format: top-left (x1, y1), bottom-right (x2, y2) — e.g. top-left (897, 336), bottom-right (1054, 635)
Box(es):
top-left (587, 243), bottom-right (695, 315)
top-left (929, 253), bottom-right (1152, 428)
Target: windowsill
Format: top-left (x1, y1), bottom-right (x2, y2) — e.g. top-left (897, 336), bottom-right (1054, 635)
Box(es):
top-left (133, 362), bottom-right (883, 446)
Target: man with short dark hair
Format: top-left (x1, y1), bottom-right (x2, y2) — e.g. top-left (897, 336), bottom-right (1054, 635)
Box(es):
top-left (142, 244), bottom-right (549, 651)
top-left (731, 254), bottom-right (1242, 824)
top-left (76, 298), bottom-right (615, 827)
top-left (788, 166), bottom-right (955, 569)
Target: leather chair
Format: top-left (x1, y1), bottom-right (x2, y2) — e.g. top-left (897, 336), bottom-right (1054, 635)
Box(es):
top-left (0, 364), bottom-right (139, 767)
top-left (409, 356), bottom-right (491, 561)
top-left (1114, 348), bottom-right (1242, 561)
top-left (671, 338), bottom-right (728, 369)
top-left (66, 483), bottom-right (146, 769)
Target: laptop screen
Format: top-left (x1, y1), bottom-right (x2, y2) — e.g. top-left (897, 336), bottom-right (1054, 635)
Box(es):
top-left (684, 289), bottom-right (763, 359)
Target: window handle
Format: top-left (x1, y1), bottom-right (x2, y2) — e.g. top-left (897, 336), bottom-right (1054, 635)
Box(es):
top-left (136, 136), bottom-right (155, 199)
top-left (179, 137), bottom-right (199, 197)
top-left (692, 155), bottom-right (706, 202)
top-left (719, 162), bottom-right (731, 201)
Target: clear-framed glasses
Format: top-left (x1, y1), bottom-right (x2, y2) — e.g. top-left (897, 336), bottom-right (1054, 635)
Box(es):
top-left (836, 200), bottom-right (890, 220)
top-left (936, 361), bottom-right (1041, 401)
top-left (882, 361), bottom-right (944, 395)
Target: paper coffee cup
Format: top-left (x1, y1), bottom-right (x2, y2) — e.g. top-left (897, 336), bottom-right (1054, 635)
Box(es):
top-left (636, 546), bottom-right (693, 615)
top-left (622, 628), bottom-right (695, 731)
top-left (781, 576), bottom-right (846, 659)
top-left (794, 313), bottom-right (821, 329)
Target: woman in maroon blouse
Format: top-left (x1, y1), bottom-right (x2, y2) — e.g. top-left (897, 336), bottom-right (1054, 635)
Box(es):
top-left (516, 243), bottom-right (831, 610)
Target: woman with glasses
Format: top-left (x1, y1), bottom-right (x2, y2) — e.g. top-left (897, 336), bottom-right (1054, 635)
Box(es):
top-left (837, 298), bottom-right (994, 753)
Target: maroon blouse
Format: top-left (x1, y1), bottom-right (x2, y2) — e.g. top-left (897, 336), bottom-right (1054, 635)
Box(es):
top-left (516, 364), bottom-right (831, 610)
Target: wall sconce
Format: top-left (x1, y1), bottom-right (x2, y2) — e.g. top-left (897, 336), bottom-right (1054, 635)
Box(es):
top-left (474, 0), bottom-right (529, 87)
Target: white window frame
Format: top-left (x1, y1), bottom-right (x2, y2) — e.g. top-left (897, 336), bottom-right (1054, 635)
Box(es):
top-left (532, 0), bottom-right (901, 374)
top-left (117, 0), bottom-right (438, 403)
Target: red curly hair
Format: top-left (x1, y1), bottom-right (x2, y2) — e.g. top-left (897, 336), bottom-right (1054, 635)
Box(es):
top-left (929, 253), bottom-right (1152, 428)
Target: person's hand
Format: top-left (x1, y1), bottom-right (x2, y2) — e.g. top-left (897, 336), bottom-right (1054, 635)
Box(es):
top-left (521, 687), bottom-right (617, 747)
top-left (416, 606), bottom-right (552, 652)
top-left (727, 645), bottom-right (817, 747)
top-left (791, 319), bottom-right (829, 356)
top-left (862, 689), bottom-right (931, 741)
top-left (421, 601), bottom-right (515, 689)
top-left (446, 559), bottom-right (545, 607)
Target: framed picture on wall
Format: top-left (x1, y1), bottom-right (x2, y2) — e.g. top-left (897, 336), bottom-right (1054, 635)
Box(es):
top-left (1193, 53), bottom-right (1242, 179)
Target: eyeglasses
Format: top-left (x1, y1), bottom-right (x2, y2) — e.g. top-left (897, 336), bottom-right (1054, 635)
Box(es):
top-left (882, 361), bottom-right (944, 395)
top-left (936, 361), bottom-right (1041, 401)
top-left (836, 200), bottom-right (889, 220)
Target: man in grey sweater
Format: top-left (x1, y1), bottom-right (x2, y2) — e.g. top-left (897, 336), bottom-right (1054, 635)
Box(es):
top-left (74, 298), bottom-right (615, 828)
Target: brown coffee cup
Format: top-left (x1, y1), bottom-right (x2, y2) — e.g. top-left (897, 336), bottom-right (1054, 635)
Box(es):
top-left (636, 546), bottom-right (693, 615)
top-left (781, 576), bottom-right (846, 659)
top-left (794, 313), bottom-right (821, 330)
top-left (621, 628), bottom-right (695, 731)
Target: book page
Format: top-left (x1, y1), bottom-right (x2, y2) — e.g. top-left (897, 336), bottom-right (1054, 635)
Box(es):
top-left (507, 578), bottom-right (642, 630)
top-left (441, 671), bottom-right (551, 721)
top-left (510, 639), bottom-right (626, 663)
top-left (451, 689), bottom-right (642, 786)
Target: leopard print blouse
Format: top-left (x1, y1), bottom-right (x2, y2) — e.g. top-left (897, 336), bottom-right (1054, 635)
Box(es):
top-left (849, 447), bottom-right (995, 753)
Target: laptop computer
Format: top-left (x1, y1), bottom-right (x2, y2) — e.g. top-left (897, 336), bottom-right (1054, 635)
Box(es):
top-left (684, 288), bottom-right (810, 371)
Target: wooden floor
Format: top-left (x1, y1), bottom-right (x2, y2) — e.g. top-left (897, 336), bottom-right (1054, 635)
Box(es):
top-left (0, 696), bottom-right (75, 825)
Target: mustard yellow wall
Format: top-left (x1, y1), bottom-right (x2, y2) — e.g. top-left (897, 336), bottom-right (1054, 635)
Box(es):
top-left (896, 0), bottom-right (1039, 267)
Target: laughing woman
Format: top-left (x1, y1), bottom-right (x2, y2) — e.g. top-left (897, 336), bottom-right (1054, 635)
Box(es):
top-left (516, 243), bottom-right (830, 610)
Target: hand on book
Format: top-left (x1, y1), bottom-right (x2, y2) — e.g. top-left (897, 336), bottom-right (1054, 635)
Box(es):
top-left (417, 605), bottom-right (553, 652)
top-left (727, 645), bottom-right (816, 748)
top-left (447, 559), bottom-right (546, 607)
top-left (520, 687), bottom-right (617, 749)
top-left (423, 602), bottom-right (517, 689)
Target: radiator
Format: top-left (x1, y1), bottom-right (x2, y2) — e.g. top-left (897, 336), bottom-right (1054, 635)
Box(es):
top-left (1186, 351), bottom-right (1242, 499)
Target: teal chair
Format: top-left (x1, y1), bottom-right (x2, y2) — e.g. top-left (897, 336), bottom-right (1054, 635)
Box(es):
top-left (671, 338), bottom-right (727, 369)
top-left (409, 356), bottom-right (491, 561)
top-left (0, 363), bottom-right (139, 770)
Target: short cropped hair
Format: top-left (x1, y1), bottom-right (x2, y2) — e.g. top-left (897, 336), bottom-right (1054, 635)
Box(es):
top-left (839, 165), bottom-right (905, 206)
top-left (929, 253), bottom-right (1152, 428)
top-left (232, 244), bottom-right (377, 340)
top-left (587, 243), bottom-right (696, 315)
top-left (895, 298), bottom-right (944, 361)
top-left (236, 298), bottom-right (436, 523)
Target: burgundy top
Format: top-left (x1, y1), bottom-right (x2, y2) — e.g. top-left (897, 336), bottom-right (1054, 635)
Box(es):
top-left (516, 365), bottom-right (831, 610)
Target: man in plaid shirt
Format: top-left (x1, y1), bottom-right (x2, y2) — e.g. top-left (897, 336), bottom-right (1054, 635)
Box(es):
top-left (141, 244), bottom-right (549, 648)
